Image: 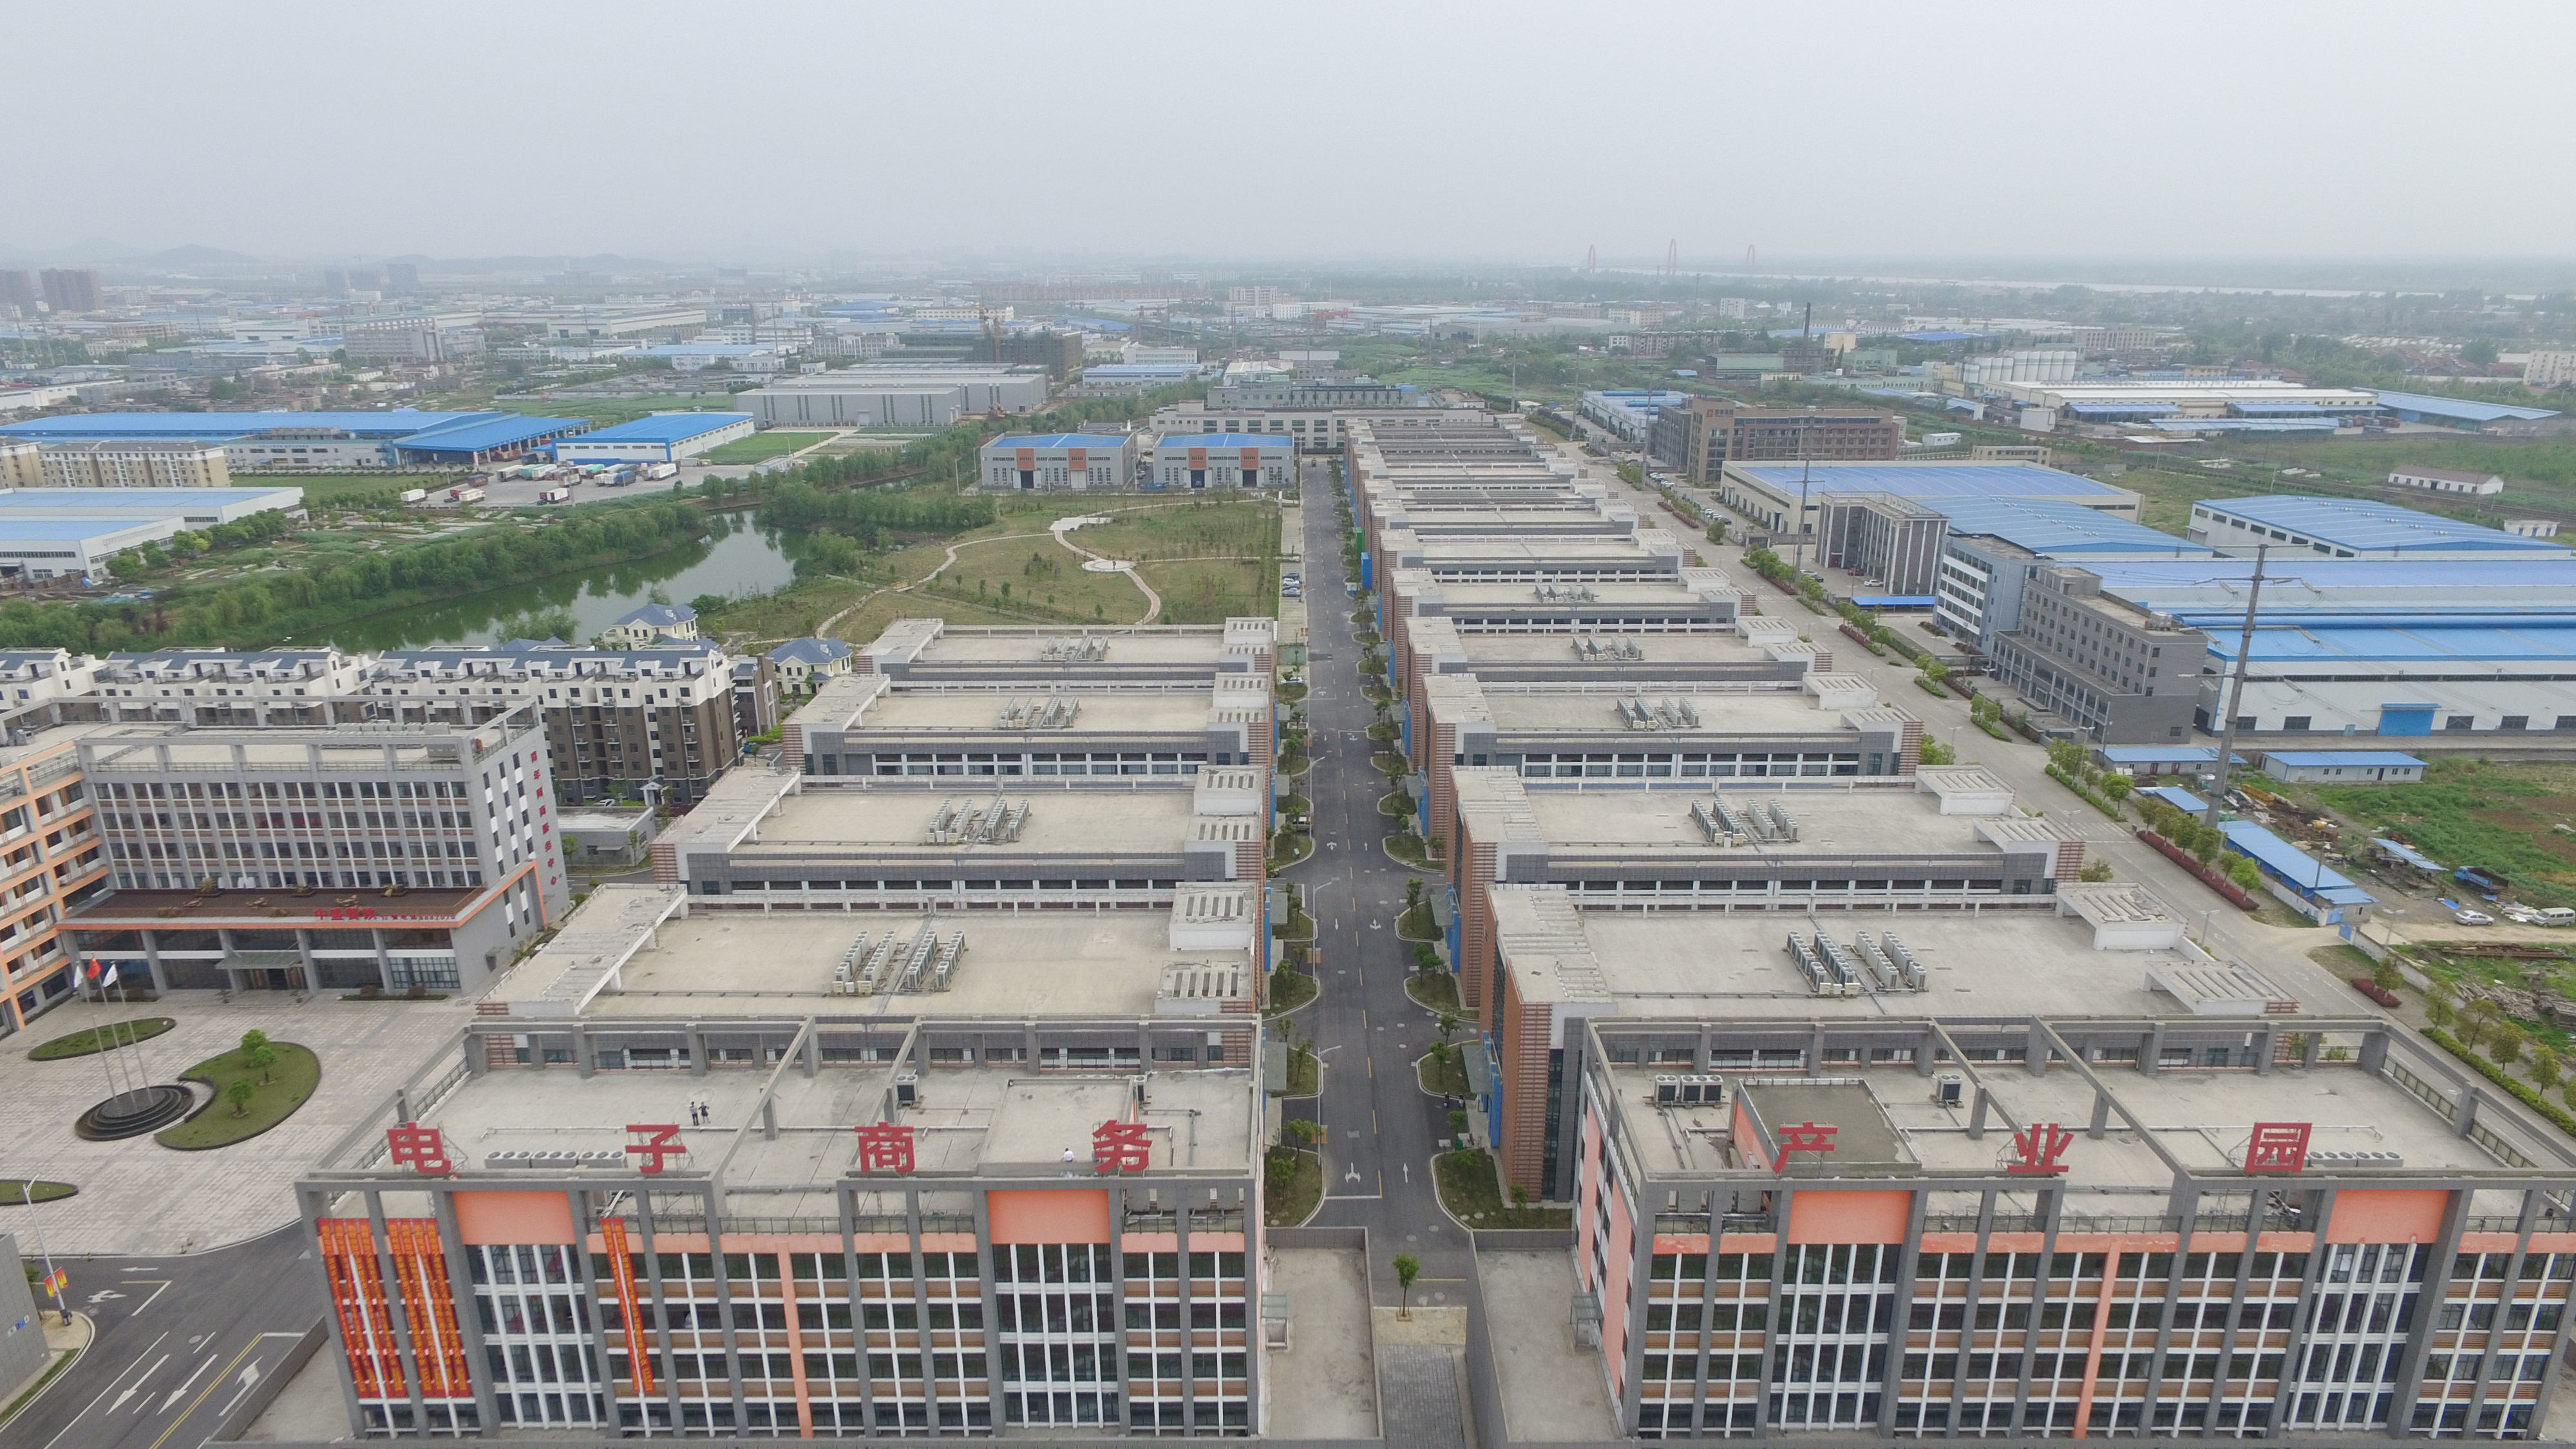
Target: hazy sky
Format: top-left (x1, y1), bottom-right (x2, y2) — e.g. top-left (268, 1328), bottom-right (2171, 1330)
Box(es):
top-left (15, 0), bottom-right (2572, 268)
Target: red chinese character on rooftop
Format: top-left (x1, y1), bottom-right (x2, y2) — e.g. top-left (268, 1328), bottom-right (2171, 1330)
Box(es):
top-left (1774, 1121), bottom-right (1837, 1174)
top-left (386, 1121), bottom-right (453, 1176)
top-left (855, 1121), bottom-right (916, 1175)
top-left (2246, 1122), bottom-right (2312, 1175)
top-left (1093, 1120), bottom-right (1153, 1175)
top-left (625, 1124), bottom-right (684, 1175)
top-left (2008, 1122), bottom-right (2075, 1175)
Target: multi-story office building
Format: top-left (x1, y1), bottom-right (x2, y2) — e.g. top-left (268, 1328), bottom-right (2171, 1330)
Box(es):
top-left (775, 666), bottom-right (1273, 786)
top-left (1987, 566), bottom-right (2208, 745)
top-left (0, 723), bottom-right (111, 1034)
top-left (63, 706), bottom-right (569, 996)
top-left (1202, 377), bottom-right (1416, 411)
top-left (1412, 673), bottom-right (1921, 860)
top-left (0, 270), bottom-right (37, 316)
top-left (1152, 402), bottom-right (1470, 455)
top-left (296, 1012), bottom-right (1264, 1438)
top-left (37, 439), bottom-right (234, 489)
top-left (1568, 964), bottom-right (2576, 1439)
top-left (1658, 399), bottom-right (1904, 484)
top-left (340, 314), bottom-right (486, 365)
top-left (1444, 764), bottom-right (2079, 1044)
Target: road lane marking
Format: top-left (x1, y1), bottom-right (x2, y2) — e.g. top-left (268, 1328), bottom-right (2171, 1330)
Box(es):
top-left (120, 1280), bottom-right (173, 1314)
top-left (159, 1353), bottom-right (219, 1413)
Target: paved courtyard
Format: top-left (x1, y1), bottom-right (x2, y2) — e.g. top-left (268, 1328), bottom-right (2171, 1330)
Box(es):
top-left (0, 990), bottom-right (471, 1255)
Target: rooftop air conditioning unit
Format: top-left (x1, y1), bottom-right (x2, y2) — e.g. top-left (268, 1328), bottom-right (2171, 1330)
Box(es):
top-left (1653, 1075), bottom-right (1681, 1106)
top-left (1934, 1073), bottom-right (1965, 1108)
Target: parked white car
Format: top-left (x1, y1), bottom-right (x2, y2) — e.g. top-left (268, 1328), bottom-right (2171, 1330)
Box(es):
top-left (2454, 909), bottom-right (2497, 926)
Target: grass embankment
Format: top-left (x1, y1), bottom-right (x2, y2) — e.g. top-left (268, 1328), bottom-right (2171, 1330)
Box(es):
top-left (29, 1018), bottom-right (175, 1060)
top-left (1396, 905), bottom-right (1437, 940)
top-left (1434, 1149), bottom-right (1572, 1229)
top-left (159, 1041), bottom-right (320, 1150)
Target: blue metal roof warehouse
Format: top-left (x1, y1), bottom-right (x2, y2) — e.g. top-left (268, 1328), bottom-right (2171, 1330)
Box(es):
top-left (392, 413), bottom-right (588, 463)
top-left (0, 409), bottom-right (487, 442)
top-left (560, 413), bottom-right (753, 445)
top-left (2365, 390), bottom-right (2560, 427)
top-left (2194, 495), bottom-right (2573, 558)
top-left (1936, 496), bottom-right (2213, 558)
top-left (1726, 461), bottom-right (2139, 506)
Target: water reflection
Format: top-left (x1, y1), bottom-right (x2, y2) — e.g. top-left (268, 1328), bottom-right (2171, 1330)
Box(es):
top-left (320, 514), bottom-right (801, 650)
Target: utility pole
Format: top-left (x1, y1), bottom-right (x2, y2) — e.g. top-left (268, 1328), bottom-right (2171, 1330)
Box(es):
top-left (2202, 545), bottom-right (2269, 831)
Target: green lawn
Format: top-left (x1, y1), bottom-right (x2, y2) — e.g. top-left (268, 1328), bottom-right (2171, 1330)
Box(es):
top-left (1434, 1148), bottom-right (1571, 1229)
top-left (701, 431), bottom-right (831, 464)
top-left (1265, 1148), bottom-right (1323, 1226)
top-left (158, 1041), bottom-right (321, 1149)
top-left (29, 1018), bottom-right (175, 1060)
top-left (1406, 970), bottom-right (1462, 1013)
top-left (1417, 1050), bottom-right (1470, 1097)
top-left (0, 1180), bottom-right (75, 1204)
top-left (1267, 969), bottom-right (1318, 1016)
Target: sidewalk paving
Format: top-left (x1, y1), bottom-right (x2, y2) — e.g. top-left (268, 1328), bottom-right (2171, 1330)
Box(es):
top-left (0, 992), bottom-right (469, 1255)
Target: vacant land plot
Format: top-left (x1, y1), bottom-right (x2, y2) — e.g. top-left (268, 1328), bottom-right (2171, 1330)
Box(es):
top-left (1141, 557), bottom-right (1273, 623)
top-left (702, 431), bottom-right (830, 464)
top-left (236, 472), bottom-right (457, 510)
top-left (1071, 497), bottom-right (1280, 564)
top-left (2300, 759), bottom-right (2576, 907)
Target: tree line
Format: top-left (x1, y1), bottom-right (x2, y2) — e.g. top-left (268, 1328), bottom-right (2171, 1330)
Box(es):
top-left (0, 502), bottom-right (706, 654)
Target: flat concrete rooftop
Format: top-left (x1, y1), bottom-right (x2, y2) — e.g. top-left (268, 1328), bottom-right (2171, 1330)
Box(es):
top-left (1604, 1057), bottom-right (2516, 1190)
top-left (752, 787), bottom-right (1200, 852)
top-left (1446, 633), bottom-right (1786, 669)
top-left (1424, 580), bottom-right (1732, 607)
top-left (1472, 688), bottom-right (1855, 738)
top-left (1522, 782), bottom-right (2018, 859)
top-left (553, 909), bottom-right (1251, 1022)
top-left (900, 628), bottom-right (1244, 668)
top-left (375, 1058), bottom-right (1255, 1194)
top-left (1519, 904), bottom-right (2204, 1019)
top-left (849, 688), bottom-right (1236, 735)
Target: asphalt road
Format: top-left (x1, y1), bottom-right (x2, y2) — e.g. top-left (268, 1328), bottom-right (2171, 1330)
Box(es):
top-left (1282, 460), bottom-right (1477, 1310)
top-left (11, 1224), bottom-right (321, 1449)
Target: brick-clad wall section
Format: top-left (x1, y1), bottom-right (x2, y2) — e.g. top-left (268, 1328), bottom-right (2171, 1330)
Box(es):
top-left (1235, 837), bottom-right (1264, 882)
top-left (782, 721), bottom-right (806, 773)
top-left (649, 838), bottom-right (680, 884)
top-left (1457, 837), bottom-right (1501, 1025)
top-left (1496, 974), bottom-right (1553, 1198)
top-left (1897, 716), bottom-right (1924, 775)
top-left (1425, 723), bottom-right (1460, 855)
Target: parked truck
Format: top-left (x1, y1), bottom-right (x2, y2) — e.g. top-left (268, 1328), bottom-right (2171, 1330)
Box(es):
top-left (449, 485), bottom-right (486, 504)
top-left (537, 486), bottom-right (573, 504)
top-left (642, 462), bottom-right (679, 481)
top-left (399, 487), bottom-right (428, 504)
